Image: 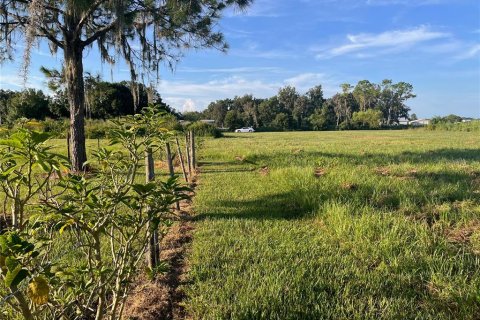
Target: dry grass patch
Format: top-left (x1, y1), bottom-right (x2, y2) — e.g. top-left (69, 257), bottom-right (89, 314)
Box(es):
top-left (313, 167), bottom-right (326, 178)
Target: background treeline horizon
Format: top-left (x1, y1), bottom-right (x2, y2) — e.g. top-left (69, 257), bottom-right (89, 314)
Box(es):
top-left (185, 79), bottom-right (421, 131)
top-left (0, 76), bottom-right (476, 132)
top-left (0, 72), bottom-right (179, 125)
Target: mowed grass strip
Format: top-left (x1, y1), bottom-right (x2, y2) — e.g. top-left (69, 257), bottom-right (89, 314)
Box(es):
top-left (185, 130), bottom-right (480, 320)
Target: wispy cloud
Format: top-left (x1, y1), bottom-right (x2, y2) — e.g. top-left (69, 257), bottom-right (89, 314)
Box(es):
top-left (232, 47), bottom-right (298, 59)
top-left (315, 26), bottom-right (450, 59)
top-left (178, 66), bottom-right (284, 74)
top-left (454, 44), bottom-right (480, 60)
top-left (0, 73), bottom-right (46, 91)
top-left (158, 76), bottom-right (280, 112)
top-left (284, 73), bottom-right (340, 96)
top-left (230, 41), bottom-right (300, 60)
top-left (158, 72), bottom-right (341, 112)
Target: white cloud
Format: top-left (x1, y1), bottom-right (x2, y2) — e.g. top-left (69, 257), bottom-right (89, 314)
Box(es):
top-left (158, 76), bottom-right (280, 111)
top-left (316, 26), bottom-right (450, 59)
top-left (158, 72), bottom-right (343, 111)
top-left (419, 40), bottom-right (462, 54)
top-left (454, 44), bottom-right (480, 60)
top-left (284, 73), bottom-right (339, 96)
top-left (0, 73), bottom-right (46, 92)
top-left (230, 40), bottom-right (300, 60)
top-left (182, 99), bottom-right (197, 112)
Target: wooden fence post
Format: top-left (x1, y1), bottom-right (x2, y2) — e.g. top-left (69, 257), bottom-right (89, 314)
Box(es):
top-left (185, 133), bottom-right (192, 177)
top-left (166, 142), bottom-right (180, 210)
top-left (145, 147), bottom-right (159, 269)
top-left (145, 148), bottom-right (155, 182)
top-left (175, 137), bottom-right (188, 182)
top-left (190, 130), bottom-right (196, 170)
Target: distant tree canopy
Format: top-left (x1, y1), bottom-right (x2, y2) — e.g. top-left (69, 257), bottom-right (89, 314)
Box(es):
top-left (0, 77), bottom-right (177, 125)
top-left (196, 80), bottom-right (417, 131)
top-left (0, 89), bottom-right (52, 124)
top-left (431, 114), bottom-right (464, 124)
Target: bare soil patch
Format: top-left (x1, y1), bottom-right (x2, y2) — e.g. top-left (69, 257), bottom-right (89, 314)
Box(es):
top-left (314, 167), bottom-right (326, 178)
top-left (444, 220), bottom-right (480, 245)
top-left (123, 180), bottom-right (196, 320)
top-left (259, 166), bottom-right (270, 176)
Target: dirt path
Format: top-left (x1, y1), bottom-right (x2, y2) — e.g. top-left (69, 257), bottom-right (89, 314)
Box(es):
top-left (123, 181), bottom-right (196, 320)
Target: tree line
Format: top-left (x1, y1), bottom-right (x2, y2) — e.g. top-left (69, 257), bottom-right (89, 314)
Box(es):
top-left (184, 79), bottom-right (416, 131)
top-left (0, 77), bottom-right (177, 125)
top-left (1, 78), bottom-right (417, 132)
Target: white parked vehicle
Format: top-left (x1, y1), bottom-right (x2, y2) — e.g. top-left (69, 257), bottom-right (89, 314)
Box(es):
top-left (235, 127), bottom-right (255, 133)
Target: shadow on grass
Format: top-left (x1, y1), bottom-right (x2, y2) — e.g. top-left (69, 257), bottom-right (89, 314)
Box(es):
top-left (198, 160), bottom-right (257, 173)
top-left (195, 191), bottom-right (313, 221)
top-left (221, 135), bottom-right (252, 139)
top-left (248, 148), bottom-right (480, 167)
top-left (195, 148), bottom-right (479, 222)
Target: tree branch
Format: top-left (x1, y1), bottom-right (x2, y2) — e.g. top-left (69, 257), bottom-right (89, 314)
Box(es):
top-left (81, 20), bottom-right (117, 47)
top-left (13, 0), bottom-right (65, 15)
top-left (75, 0), bottom-right (107, 37)
top-left (38, 25), bottom-right (64, 49)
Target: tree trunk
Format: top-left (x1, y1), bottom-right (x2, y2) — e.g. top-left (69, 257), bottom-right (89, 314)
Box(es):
top-left (64, 44), bottom-right (87, 171)
top-left (387, 107), bottom-right (392, 125)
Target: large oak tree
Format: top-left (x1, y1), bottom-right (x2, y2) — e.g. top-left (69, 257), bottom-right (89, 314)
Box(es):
top-left (1, 0), bottom-right (252, 170)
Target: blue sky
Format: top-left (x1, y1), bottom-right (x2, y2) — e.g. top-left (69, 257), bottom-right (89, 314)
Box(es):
top-left (0, 0), bottom-right (479, 118)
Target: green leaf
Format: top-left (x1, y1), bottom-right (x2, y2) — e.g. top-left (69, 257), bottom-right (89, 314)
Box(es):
top-left (0, 235), bottom-right (7, 252)
top-left (30, 131), bottom-right (51, 144)
top-left (7, 233), bottom-right (22, 246)
top-left (0, 138), bottom-right (22, 148)
top-left (132, 183), bottom-right (156, 195)
top-left (4, 265), bottom-right (29, 288)
top-left (35, 160), bottom-right (50, 172)
top-left (59, 219), bottom-right (75, 235)
top-left (5, 256), bottom-right (19, 271)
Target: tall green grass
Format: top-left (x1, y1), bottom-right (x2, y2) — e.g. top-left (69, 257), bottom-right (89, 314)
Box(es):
top-left (185, 130), bottom-right (480, 319)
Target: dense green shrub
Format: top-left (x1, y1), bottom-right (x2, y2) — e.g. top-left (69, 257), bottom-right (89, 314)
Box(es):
top-left (426, 120), bottom-right (480, 132)
top-left (42, 118), bottom-right (68, 137)
top-left (4, 89), bottom-right (52, 123)
top-left (430, 114), bottom-right (464, 124)
top-left (1, 114), bottom-right (182, 140)
top-left (0, 126), bottom-right (10, 137)
top-left (338, 120), bottom-right (352, 130)
top-left (187, 121), bottom-right (223, 138)
top-left (271, 113), bottom-right (290, 131)
top-left (85, 119), bottom-right (114, 139)
top-left (0, 110), bottom-right (190, 319)
top-left (352, 109), bottom-right (382, 129)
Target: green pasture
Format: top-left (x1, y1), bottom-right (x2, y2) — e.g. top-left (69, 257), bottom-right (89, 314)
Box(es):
top-left (185, 130), bottom-right (480, 319)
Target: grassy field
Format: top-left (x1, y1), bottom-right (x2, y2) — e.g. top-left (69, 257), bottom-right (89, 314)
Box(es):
top-left (185, 130), bottom-right (480, 319)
